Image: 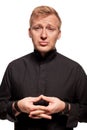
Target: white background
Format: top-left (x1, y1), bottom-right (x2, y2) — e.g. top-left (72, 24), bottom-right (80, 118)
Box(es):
top-left (0, 0), bottom-right (87, 129)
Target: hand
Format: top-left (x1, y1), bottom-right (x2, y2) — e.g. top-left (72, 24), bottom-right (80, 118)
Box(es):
top-left (17, 95), bottom-right (46, 114)
top-left (16, 95), bottom-right (65, 119)
top-left (29, 95), bottom-right (65, 119)
top-left (29, 109), bottom-right (52, 119)
top-left (40, 95), bottom-right (65, 115)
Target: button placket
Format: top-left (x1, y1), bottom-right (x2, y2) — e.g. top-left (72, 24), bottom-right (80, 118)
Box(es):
top-left (38, 62), bottom-right (46, 95)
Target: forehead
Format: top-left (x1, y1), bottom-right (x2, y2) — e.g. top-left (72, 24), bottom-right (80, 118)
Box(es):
top-left (31, 14), bottom-right (59, 27)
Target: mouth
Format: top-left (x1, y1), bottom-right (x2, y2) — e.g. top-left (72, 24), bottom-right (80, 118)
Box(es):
top-left (39, 41), bottom-right (48, 46)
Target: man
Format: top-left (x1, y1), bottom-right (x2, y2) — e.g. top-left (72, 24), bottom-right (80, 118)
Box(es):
top-left (0, 5), bottom-right (87, 130)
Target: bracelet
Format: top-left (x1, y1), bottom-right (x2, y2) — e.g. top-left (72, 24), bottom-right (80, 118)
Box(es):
top-left (14, 101), bottom-right (22, 112)
top-left (61, 102), bottom-right (70, 115)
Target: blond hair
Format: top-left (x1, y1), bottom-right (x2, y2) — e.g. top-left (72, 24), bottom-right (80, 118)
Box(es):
top-left (29, 6), bottom-right (62, 29)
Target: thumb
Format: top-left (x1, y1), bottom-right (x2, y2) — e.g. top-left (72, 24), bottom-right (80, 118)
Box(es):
top-left (33, 95), bottom-right (42, 102)
top-left (41, 95), bottom-right (52, 102)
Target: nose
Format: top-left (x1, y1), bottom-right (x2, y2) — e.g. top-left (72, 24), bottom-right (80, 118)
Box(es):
top-left (40, 28), bottom-right (47, 40)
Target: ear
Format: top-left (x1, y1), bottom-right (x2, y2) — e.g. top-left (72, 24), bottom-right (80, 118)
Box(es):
top-left (57, 30), bottom-right (61, 40)
top-left (28, 28), bottom-right (32, 38)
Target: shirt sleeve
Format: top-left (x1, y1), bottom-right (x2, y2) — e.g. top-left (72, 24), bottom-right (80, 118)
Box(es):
top-left (66, 65), bottom-right (87, 128)
top-left (0, 63), bottom-right (16, 122)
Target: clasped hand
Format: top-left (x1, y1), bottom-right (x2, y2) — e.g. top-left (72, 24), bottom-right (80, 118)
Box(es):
top-left (17, 95), bottom-right (65, 119)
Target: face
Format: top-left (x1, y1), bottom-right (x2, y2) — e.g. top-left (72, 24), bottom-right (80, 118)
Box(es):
top-left (29, 14), bottom-right (61, 56)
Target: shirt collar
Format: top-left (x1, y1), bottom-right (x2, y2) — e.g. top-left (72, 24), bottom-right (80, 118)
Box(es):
top-left (34, 49), bottom-right (57, 62)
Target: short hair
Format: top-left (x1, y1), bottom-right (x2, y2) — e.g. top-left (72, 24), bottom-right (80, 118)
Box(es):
top-left (29, 6), bottom-right (62, 29)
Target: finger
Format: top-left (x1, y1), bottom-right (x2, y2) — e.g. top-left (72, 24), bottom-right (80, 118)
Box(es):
top-left (41, 95), bottom-right (53, 102)
top-left (29, 113), bottom-right (52, 120)
top-left (38, 114), bottom-right (52, 120)
top-left (32, 95), bottom-right (42, 102)
top-left (29, 114), bottom-right (42, 119)
top-left (32, 105), bottom-right (47, 111)
top-left (30, 110), bottom-right (45, 116)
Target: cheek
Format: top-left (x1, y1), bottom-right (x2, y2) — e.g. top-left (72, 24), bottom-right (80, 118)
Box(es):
top-left (31, 34), bottom-right (37, 41)
top-left (50, 36), bottom-right (58, 43)
top-left (31, 37), bottom-right (39, 47)
top-left (32, 33), bottom-right (40, 40)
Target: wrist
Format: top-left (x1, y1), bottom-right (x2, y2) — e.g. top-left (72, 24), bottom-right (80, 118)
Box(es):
top-left (14, 101), bottom-right (22, 113)
top-left (61, 102), bottom-right (71, 115)
top-left (12, 102), bottom-right (21, 116)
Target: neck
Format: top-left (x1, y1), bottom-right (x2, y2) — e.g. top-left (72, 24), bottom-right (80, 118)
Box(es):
top-left (36, 48), bottom-right (56, 57)
top-left (34, 48), bottom-right (57, 61)
top-left (40, 52), bottom-right (47, 57)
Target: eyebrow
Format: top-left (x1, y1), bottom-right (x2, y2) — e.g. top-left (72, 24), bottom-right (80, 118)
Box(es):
top-left (32, 23), bottom-right (57, 28)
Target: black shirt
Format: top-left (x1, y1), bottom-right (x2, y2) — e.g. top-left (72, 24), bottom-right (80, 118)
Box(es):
top-left (0, 49), bottom-right (87, 130)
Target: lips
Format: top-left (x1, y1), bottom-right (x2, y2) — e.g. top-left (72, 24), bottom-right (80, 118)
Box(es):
top-left (39, 41), bottom-right (48, 46)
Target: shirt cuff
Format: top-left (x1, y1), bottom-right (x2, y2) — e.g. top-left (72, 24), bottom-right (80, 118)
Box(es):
top-left (7, 101), bottom-right (17, 122)
top-left (66, 103), bottom-right (79, 128)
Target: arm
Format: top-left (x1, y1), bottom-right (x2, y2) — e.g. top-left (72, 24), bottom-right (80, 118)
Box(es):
top-left (0, 64), bottom-right (16, 121)
top-left (66, 65), bottom-right (87, 127)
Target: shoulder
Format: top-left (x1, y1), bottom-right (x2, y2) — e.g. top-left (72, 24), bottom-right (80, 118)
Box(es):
top-left (56, 52), bottom-right (87, 79)
top-left (56, 52), bottom-right (80, 67)
top-left (56, 52), bottom-right (86, 74)
top-left (6, 52), bottom-right (34, 70)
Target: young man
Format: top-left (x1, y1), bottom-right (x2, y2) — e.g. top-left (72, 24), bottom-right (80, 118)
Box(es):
top-left (0, 6), bottom-right (87, 130)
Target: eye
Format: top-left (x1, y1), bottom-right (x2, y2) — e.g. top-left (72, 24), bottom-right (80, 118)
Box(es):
top-left (32, 26), bottom-right (42, 31)
top-left (46, 26), bottom-right (56, 31)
